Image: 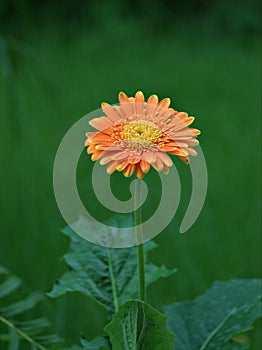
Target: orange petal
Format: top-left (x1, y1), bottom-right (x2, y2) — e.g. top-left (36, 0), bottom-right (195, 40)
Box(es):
top-left (171, 116), bottom-right (195, 132)
top-left (106, 161), bottom-right (118, 174)
top-left (85, 131), bottom-right (97, 139)
top-left (94, 144), bottom-right (116, 150)
top-left (177, 156), bottom-right (190, 164)
top-left (142, 151), bottom-right (157, 164)
top-left (191, 128), bottom-right (201, 136)
top-left (161, 121), bottom-right (184, 134)
top-left (147, 94), bottom-right (158, 105)
top-left (174, 142), bottom-right (189, 148)
top-left (173, 128), bottom-right (200, 137)
top-left (128, 157), bottom-right (141, 164)
top-left (145, 102), bottom-right (158, 117)
top-left (135, 91), bottom-right (144, 103)
top-left (170, 148), bottom-right (189, 157)
top-left (85, 139), bottom-right (91, 147)
top-left (118, 91), bottom-right (129, 103)
top-left (185, 147), bottom-right (198, 156)
top-left (158, 98), bottom-right (171, 109)
top-left (135, 91), bottom-right (145, 115)
top-left (160, 145), bottom-right (178, 152)
top-left (89, 117), bottom-right (113, 132)
top-left (174, 128), bottom-right (201, 137)
top-left (186, 138), bottom-right (199, 146)
top-left (140, 160), bottom-right (150, 173)
top-left (101, 102), bottom-right (121, 122)
top-left (91, 151), bottom-right (104, 161)
top-left (90, 135), bottom-right (113, 143)
top-left (158, 110), bottom-right (174, 124)
top-left (151, 158), bottom-right (164, 172)
top-left (86, 144), bottom-right (96, 153)
top-left (111, 151), bottom-right (129, 160)
top-left (136, 165), bottom-right (145, 179)
top-left (123, 164), bottom-right (136, 177)
top-left (172, 136), bottom-right (198, 144)
top-left (175, 112), bottom-right (188, 120)
top-left (162, 164), bottom-right (170, 174)
top-left (120, 101), bottom-right (135, 117)
top-left (116, 160), bottom-right (129, 171)
top-left (100, 155), bottom-right (113, 165)
top-left (168, 107), bottom-right (177, 114)
top-left (156, 152), bottom-right (173, 167)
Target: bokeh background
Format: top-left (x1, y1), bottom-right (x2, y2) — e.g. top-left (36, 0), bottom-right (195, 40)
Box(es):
top-left (0, 0), bottom-right (261, 348)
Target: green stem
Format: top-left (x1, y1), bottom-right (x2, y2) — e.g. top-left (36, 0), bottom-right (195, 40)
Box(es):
top-left (0, 316), bottom-right (47, 350)
top-left (107, 248), bottom-right (119, 312)
top-left (134, 179), bottom-right (146, 301)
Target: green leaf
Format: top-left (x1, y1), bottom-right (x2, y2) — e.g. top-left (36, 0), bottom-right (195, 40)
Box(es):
top-left (48, 218), bottom-right (176, 314)
top-left (0, 292), bottom-right (44, 317)
top-left (8, 328), bottom-right (19, 350)
top-left (0, 266), bottom-right (63, 349)
top-left (104, 299), bottom-right (175, 350)
top-left (81, 335), bottom-right (111, 349)
top-left (165, 279), bottom-right (262, 350)
top-left (35, 333), bottom-right (63, 345)
top-left (59, 335), bottom-right (110, 350)
top-left (0, 276), bottom-right (22, 299)
top-left (17, 318), bottom-right (50, 332)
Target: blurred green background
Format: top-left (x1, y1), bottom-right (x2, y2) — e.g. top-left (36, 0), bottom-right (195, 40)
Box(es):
top-left (0, 0), bottom-right (261, 348)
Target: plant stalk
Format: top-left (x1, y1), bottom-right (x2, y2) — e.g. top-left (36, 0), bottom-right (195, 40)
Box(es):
top-left (134, 179), bottom-right (146, 301)
top-left (107, 248), bottom-right (119, 312)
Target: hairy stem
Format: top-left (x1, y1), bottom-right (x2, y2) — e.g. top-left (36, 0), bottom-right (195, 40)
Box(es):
top-left (107, 248), bottom-right (119, 312)
top-left (135, 179), bottom-right (146, 301)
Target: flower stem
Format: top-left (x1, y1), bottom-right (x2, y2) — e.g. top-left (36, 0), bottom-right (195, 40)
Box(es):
top-left (135, 179), bottom-right (146, 301)
top-left (107, 248), bottom-right (119, 313)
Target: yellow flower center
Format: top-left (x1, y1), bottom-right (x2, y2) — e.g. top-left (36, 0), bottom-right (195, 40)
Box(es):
top-left (120, 121), bottom-right (162, 148)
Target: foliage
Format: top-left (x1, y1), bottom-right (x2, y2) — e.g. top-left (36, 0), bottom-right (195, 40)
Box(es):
top-left (165, 279), bottom-right (262, 350)
top-left (61, 335), bottom-right (110, 350)
top-left (104, 299), bottom-right (175, 350)
top-left (47, 222), bottom-right (262, 350)
top-left (0, 266), bottom-right (62, 350)
top-left (80, 335), bottom-right (110, 350)
top-left (48, 221), bottom-right (177, 315)
top-left (0, 226), bottom-right (261, 350)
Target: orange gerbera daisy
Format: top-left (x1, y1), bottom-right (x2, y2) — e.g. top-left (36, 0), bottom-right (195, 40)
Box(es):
top-left (85, 91), bottom-right (200, 179)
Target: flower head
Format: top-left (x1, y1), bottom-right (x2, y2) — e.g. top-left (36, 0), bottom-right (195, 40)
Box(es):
top-left (85, 91), bottom-right (200, 179)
